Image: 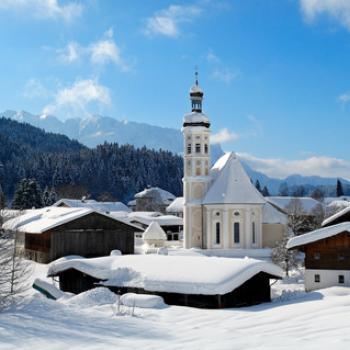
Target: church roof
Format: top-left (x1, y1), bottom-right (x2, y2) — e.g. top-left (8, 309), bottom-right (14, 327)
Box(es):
top-left (183, 111), bottom-right (210, 125)
top-left (203, 152), bottom-right (266, 205)
top-left (142, 221), bottom-right (167, 240)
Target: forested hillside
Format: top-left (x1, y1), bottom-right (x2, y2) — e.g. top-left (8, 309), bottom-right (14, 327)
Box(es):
top-left (0, 118), bottom-right (183, 203)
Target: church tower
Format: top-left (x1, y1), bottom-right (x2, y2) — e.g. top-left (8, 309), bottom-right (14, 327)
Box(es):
top-left (182, 72), bottom-right (211, 248)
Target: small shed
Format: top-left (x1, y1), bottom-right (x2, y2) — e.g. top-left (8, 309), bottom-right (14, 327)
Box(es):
top-left (2, 207), bottom-right (142, 263)
top-left (142, 221), bottom-right (167, 247)
top-left (287, 222), bottom-right (350, 291)
top-left (47, 255), bottom-right (283, 308)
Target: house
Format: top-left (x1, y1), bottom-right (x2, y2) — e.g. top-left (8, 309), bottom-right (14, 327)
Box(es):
top-left (127, 211), bottom-right (183, 241)
top-left (166, 197), bottom-right (184, 218)
top-left (287, 222), bottom-right (350, 291)
top-left (2, 207), bottom-right (142, 263)
top-left (322, 205), bottom-right (350, 227)
top-left (53, 198), bottom-right (131, 213)
top-left (47, 254), bottom-right (283, 308)
top-left (128, 187), bottom-right (176, 213)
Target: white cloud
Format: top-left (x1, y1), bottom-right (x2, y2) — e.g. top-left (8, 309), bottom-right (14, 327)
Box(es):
top-left (338, 91), bottom-right (350, 104)
top-left (211, 128), bottom-right (240, 144)
top-left (0, 0), bottom-right (83, 22)
top-left (144, 4), bottom-right (202, 37)
top-left (300, 0), bottom-right (350, 30)
top-left (238, 152), bottom-right (350, 180)
top-left (23, 79), bottom-right (49, 99)
top-left (211, 68), bottom-right (238, 84)
top-left (206, 50), bottom-right (220, 63)
top-left (43, 79), bottom-right (111, 119)
top-left (57, 29), bottom-right (130, 71)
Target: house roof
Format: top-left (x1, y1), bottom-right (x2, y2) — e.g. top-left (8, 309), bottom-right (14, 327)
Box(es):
top-left (166, 197), bottom-right (184, 213)
top-left (262, 202), bottom-right (288, 224)
top-left (203, 152), bottom-right (266, 205)
top-left (129, 213), bottom-right (183, 227)
top-left (142, 221), bottom-right (167, 240)
top-left (47, 255), bottom-right (283, 296)
top-left (134, 187), bottom-right (175, 205)
top-left (266, 196), bottom-right (320, 215)
top-left (322, 205), bottom-right (350, 227)
top-left (287, 222), bottom-right (350, 249)
top-left (53, 199), bottom-right (131, 213)
top-left (2, 207), bottom-right (142, 234)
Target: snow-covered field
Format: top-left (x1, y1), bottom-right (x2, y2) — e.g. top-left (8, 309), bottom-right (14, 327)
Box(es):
top-left (0, 264), bottom-right (350, 350)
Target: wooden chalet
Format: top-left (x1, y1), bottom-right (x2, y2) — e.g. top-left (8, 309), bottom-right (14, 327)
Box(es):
top-left (3, 207), bottom-right (142, 263)
top-left (287, 222), bottom-right (350, 291)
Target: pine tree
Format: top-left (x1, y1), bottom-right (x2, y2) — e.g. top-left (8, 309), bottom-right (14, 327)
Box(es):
top-left (310, 187), bottom-right (325, 201)
top-left (12, 179), bottom-right (43, 210)
top-left (255, 180), bottom-right (261, 193)
top-left (336, 179), bottom-right (344, 197)
top-left (0, 183), bottom-right (6, 209)
top-left (261, 186), bottom-right (270, 197)
top-left (278, 182), bottom-right (289, 196)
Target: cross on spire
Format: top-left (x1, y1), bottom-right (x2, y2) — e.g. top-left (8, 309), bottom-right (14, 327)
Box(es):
top-left (195, 66), bottom-right (199, 85)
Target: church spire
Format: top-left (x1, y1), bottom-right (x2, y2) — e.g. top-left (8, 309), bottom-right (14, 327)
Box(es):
top-left (190, 68), bottom-right (203, 113)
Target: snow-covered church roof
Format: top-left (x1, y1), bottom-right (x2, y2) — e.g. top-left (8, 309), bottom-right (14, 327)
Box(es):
top-left (142, 221), bottom-right (167, 240)
top-left (203, 152), bottom-right (266, 205)
top-left (183, 112), bottom-right (210, 125)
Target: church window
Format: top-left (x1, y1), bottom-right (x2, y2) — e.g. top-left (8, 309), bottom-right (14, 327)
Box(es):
top-left (187, 144), bottom-right (192, 154)
top-left (204, 144), bottom-right (208, 154)
top-left (205, 168), bottom-right (209, 175)
top-left (252, 222), bottom-right (256, 244)
top-left (195, 143), bottom-right (201, 153)
top-left (234, 222), bottom-right (240, 244)
top-left (186, 160), bottom-right (191, 176)
top-left (234, 211), bottom-right (240, 216)
top-left (196, 167), bottom-right (201, 176)
top-left (216, 212), bottom-right (220, 216)
top-left (215, 222), bottom-right (220, 244)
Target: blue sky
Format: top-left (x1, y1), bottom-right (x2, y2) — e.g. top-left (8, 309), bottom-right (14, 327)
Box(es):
top-left (0, 0), bottom-right (350, 179)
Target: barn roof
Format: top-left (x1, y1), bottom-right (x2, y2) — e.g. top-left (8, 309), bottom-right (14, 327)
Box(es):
top-left (322, 206), bottom-right (350, 227)
top-left (47, 255), bottom-right (283, 296)
top-left (53, 199), bottom-right (131, 213)
top-left (203, 152), bottom-right (266, 205)
top-left (2, 207), bottom-right (142, 234)
top-left (266, 196), bottom-right (320, 215)
top-left (287, 222), bottom-right (350, 249)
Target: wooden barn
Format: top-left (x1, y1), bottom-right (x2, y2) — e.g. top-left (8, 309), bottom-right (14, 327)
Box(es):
top-left (287, 222), bottom-right (350, 291)
top-left (2, 207), bottom-right (142, 263)
top-left (322, 206), bottom-right (350, 227)
top-left (47, 255), bottom-right (283, 308)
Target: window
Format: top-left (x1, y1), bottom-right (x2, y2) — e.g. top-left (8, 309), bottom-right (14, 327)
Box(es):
top-left (196, 167), bottom-right (201, 176)
top-left (186, 160), bottom-right (191, 176)
top-left (204, 144), bottom-right (208, 154)
top-left (216, 212), bottom-right (220, 216)
top-left (234, 222), bottom-right (240, 244)
top-left (187, 143), bottom-right (192, 154)
top-left (252, 222), bottom-right (256, 244)
top-left (173, 233), bottom-right (179, 241)
top-left (314, 274), bottom-right (320, 283)
top-left (215, 222), bottom-right (220, 244)
top-left (339, 275), bottom-right (345, 284)
top-left (234, 211), bottom-right (240, 216)
top-left (314, 252), bottom-right (320, 260)
top-left (195, 143), bottom-right (201, 153)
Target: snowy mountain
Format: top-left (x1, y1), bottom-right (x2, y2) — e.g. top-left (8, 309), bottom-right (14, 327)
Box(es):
top-left (2, 110), bottom-right (349, 195)
top-left (2, 110), bottom-right (224, 160)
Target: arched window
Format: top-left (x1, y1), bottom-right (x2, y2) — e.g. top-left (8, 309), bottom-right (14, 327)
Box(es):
top-left (234, 222), bottom-right (240, 244)
top-left (187, 143), bottom-right (192, 154)
top-left (215, 222), bottom-right (220, 244)
top-left (252, 222), bottom-right (256, 244)
top-left (195, 143), bottom-right (201, 153)
top-left (204, 144), bottom-right (208, 154)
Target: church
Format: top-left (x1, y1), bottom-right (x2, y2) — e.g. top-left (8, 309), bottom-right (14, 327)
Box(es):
top-left (182, 74), bottom-right (279, 250)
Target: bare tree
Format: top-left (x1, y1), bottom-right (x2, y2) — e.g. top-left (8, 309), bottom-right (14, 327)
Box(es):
top-left (0, 218), bottom-right (32, 309)
top-left (271, 229), bottom-right (299, 276)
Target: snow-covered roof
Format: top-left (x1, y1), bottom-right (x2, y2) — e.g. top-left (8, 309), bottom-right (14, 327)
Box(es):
top-left (166, 197), bottom-right (184, 213)
top-left (190, 84), bottom-right (203, 94)
top-left (130, 213), bottom-right (183, 227)
top-left (47, 255), bottom-right (283, 295)
top-left (262, 202), bottom-right (288, 224)
top-left (287, 222), bottom-right (350, 249)
top-left (2, 207), bottom-right (141, 234)
top-left (203, 152), bottom-right (266, 205)
top-left (266, 196), bottom-right (320, 215)
top-left (53, 199), bottom-right (131, 213)
top-left (322, 206), bottom-right (350, 227)
top-left (324, 196), bottom-right (350, 205)
top-left (183, 112), bottom-right (210, 125)
top-left (134, 187), bottom-right (175, 204)
top-left (326, 200), bottom-right (350, 210)
top-left (142, 221), bottom-right (167, 241)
